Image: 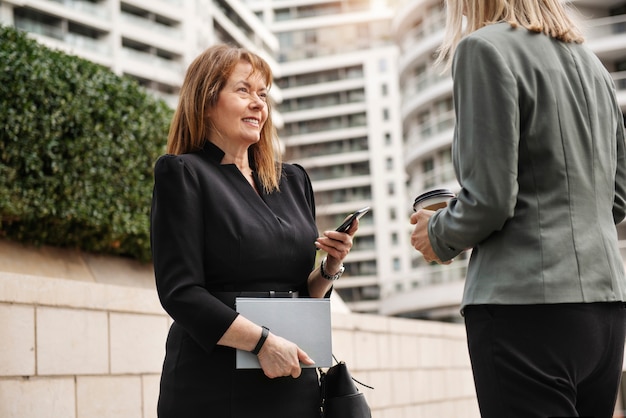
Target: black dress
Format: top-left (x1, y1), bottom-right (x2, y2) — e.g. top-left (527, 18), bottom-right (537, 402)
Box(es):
top-left (150, 141), bottom-right (322, 418)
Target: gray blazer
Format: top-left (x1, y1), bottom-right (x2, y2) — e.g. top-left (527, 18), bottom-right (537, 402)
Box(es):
top-left (428, 23), bottom-right (626, 310)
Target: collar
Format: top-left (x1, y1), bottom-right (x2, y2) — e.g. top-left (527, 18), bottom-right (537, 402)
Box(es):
top-left (201, 141), bottom-right (257, 171)
top-left (201, 141), bottom-right (226, 163)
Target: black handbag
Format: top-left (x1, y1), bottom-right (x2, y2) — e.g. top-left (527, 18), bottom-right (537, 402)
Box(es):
top-left (319, 358), bottom-right (373, 418)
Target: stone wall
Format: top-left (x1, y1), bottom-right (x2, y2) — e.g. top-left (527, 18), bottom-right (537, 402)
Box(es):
top-left (0, 239), bottom-right (479, 417)
top-left (0, 271), bottom-right (479, 418)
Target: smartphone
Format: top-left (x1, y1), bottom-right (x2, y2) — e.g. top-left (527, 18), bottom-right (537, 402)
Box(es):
top-left (335, 207), bottom-right (370, 232)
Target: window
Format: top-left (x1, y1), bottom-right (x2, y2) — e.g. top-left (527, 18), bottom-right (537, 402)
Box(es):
top-left (379, 58), bottom-right (387, 72)
top-left (275, 8), bottom-right (291, 21)
top-left (304, 29), bottom-right (317, 44)
top-left (422, 158), bottom-right (435, 188)
top-left (422, 158), bottom-right (434, 173)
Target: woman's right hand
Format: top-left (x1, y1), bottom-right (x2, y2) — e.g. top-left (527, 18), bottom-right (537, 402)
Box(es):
top-left (257, 333), bottom-right (315, 378)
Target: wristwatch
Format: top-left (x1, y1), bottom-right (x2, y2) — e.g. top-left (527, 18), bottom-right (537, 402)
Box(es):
top-left (320, 257), bottom-right (345, 281)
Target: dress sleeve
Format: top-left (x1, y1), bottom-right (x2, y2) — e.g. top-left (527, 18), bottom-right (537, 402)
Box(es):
top-left (151, 155), bottom-right (238, 354)
top-left (428, 35), bottom-right (520, 261)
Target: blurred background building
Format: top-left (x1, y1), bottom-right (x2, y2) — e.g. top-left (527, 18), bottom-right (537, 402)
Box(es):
top-left (246, 0), bottom-right (412, 314)
top-left (2, 0), bottom-right (625, 321)
top-left (0, 0), bottom-right (279, 108)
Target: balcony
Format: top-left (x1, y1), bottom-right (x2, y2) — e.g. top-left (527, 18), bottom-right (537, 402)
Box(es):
top-left (122, 0), bottom-right (184, 17)
top-left (120, 12), bottom-right (182, 41)
top-left (49, 0), bottom-right (110, 19)
top-left (401, 73), bottom-right (453, 121)
top-left (14, 18), bottom-right (64, 40)
top-left (420, 162), bottom-right (457, 190)
top-left (14, 19), bottom-right (111, 57)
top-left (64, 31), bottom-right (111, 55)
top-left (120, 47), bottom-right (183, 85)
top-left (613, 71), bottom-right (626, 109)
top-left (586, 13), bottom-right (626, 39)
top-left (585, 14), bottom-right (626, 60)
top-left (397, 18), bottom-right (445, 78)
top-left (285, 136), bottom-right (369, 159)
top-left (380, 260), bottom-right (468, 317)
top-left (404, 110), bottom-right (454, 149)
top-left (404, 111), bottom-right (455, 168)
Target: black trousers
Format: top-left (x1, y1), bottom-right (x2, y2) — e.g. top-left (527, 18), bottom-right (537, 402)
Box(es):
top-left (464, 303), bottom-right (626, 418)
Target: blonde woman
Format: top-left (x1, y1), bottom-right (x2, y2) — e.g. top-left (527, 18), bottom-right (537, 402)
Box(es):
top-left (151, 44), bottom-right (356, 417)
top-left (410, 0), bottom-right (626, 416)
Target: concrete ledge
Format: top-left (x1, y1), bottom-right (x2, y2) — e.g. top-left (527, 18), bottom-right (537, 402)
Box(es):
top-left (0, 239), bottom-right (155, 289)
top-left (0, 272), bottom-right (164, 315)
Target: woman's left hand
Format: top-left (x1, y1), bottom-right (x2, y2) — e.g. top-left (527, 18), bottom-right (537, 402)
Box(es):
top-left (410, 210), bottom-right (451, 264)
top-left (315, 220), bottom-right (357, 269)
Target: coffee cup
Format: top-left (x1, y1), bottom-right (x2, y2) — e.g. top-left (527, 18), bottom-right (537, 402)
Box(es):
top-left (413, 188), bottom-right (455, 212)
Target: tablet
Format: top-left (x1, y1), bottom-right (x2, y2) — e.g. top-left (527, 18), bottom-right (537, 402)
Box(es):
top-left (235, 298), bottom-right (332, 369)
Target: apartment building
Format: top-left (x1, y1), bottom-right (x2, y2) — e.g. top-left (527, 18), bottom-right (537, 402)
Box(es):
top-left (388, 0), bottom-right (626, 322)
top-left (0, 0), bottom-right (279, 108)
top-left (246, 0), bottom-right (413, 313)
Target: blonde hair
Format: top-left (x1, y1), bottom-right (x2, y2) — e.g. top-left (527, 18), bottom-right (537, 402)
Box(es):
top-left (435, 0), bottom-right (585, 71)
top-left (167, 44), bottom-right (282, 193)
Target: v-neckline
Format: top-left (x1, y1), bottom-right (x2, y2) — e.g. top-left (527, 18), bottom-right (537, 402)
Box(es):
top-left (238, 167), bottom-right (260, 195)
top-left (202, 141), bottom-right (261, 195)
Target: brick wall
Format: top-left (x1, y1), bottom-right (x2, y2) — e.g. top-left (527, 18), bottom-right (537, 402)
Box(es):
top-left (0, 271), bottom-right (479, 418)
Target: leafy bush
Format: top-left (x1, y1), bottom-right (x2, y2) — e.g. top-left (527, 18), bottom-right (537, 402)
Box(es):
top-left (0, 25), bottom-right (172, 262)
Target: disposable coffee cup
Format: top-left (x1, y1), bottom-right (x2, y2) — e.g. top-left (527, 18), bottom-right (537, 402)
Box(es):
top-left (413, 188), bottom-right (455, 212)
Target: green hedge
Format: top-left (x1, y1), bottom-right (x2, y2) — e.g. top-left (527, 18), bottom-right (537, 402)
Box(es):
top-left (0, 25), bottom-right (172, 262)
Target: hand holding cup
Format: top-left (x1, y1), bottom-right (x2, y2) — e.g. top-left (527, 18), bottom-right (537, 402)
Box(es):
top-left (411, 188), bottom-right (455, 264)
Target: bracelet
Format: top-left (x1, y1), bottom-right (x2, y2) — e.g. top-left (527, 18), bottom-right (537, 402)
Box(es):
top-left (251, 326), bottom-right (269, 355)
top-left (320, 257), bottom-right (345, 281)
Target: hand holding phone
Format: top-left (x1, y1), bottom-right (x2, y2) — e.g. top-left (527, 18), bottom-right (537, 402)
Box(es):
top-left (335, 207), bottom-right (370, 232)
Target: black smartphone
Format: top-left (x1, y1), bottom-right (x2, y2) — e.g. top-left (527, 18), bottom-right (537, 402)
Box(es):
top-left (335, 207), bottom-right (370, 232)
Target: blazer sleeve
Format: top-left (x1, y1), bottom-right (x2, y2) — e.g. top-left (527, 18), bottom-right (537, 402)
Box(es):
top-left (428, 35), bottom-right (520, 261)
top-left (151, 155), bottom-right (238, 354)
top-left (613, 109), bottom-right (626, 224)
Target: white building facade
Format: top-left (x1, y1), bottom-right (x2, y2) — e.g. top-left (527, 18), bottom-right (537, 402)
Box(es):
top-left (246, 0), bottom-right (413, 313)
top-left (388, 0), bottom-right (626, 322)
top-left (0, 0), bottom-right (279, 108)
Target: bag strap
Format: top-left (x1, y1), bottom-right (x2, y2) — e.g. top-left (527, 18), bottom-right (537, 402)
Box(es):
top-left (321, 354), bottom-right (375, 390)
